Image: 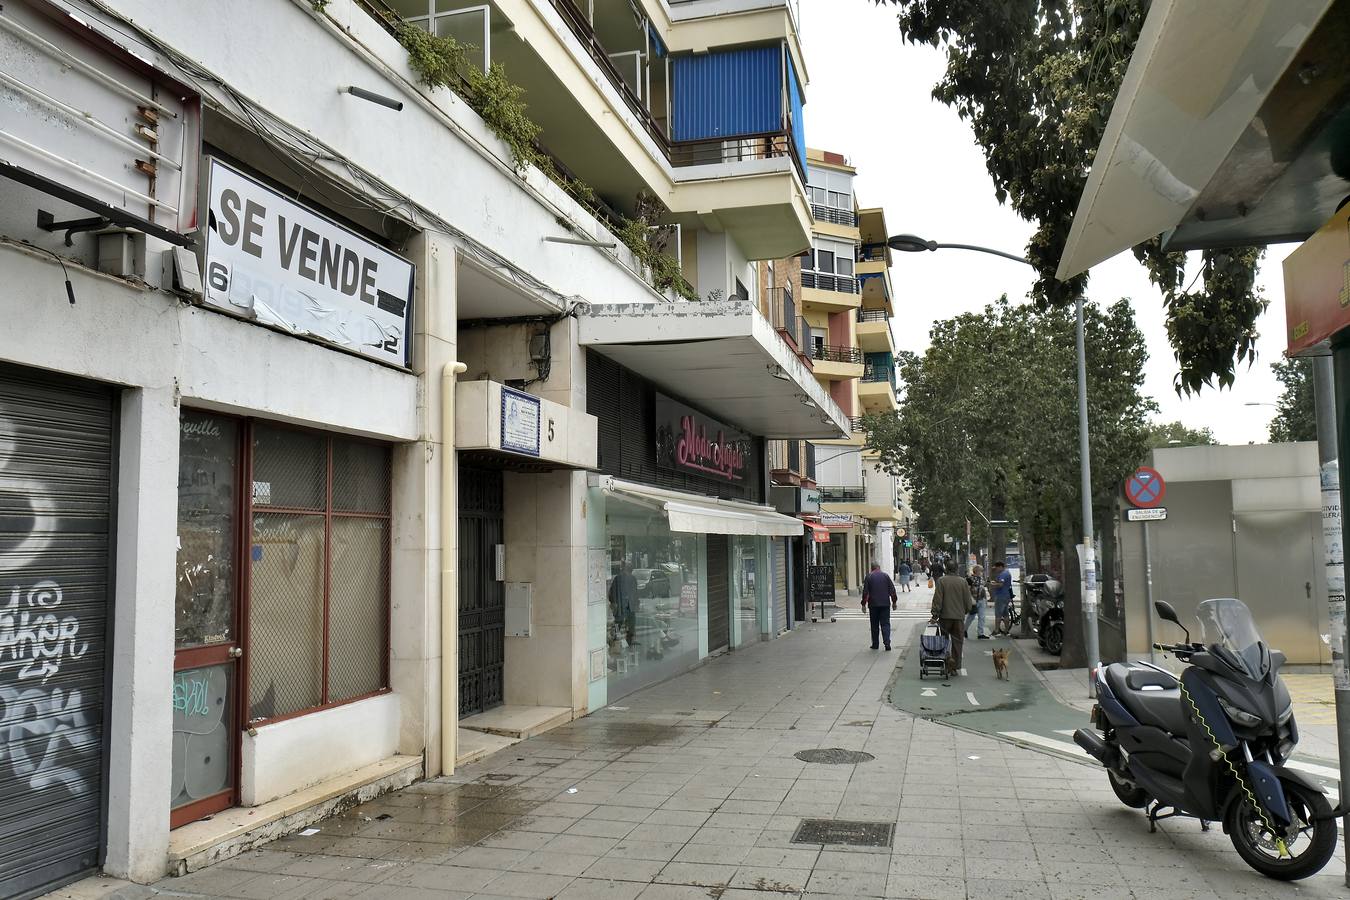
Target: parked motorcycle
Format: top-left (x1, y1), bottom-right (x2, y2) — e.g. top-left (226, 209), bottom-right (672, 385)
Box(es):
top-left (1020, 574), bottom-right (1064, 655)
top-left (1073, 598), bottom-right (1340, 880)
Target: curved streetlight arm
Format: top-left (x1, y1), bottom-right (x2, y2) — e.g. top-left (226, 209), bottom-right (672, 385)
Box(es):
top-left (930, 243), bottom-right (1035, 268)
top-left (886, 234), bottom-right (1035, 268)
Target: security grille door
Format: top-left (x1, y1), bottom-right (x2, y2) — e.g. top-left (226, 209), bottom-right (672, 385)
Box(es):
top-left (0, 366), bottom-right (114, 900)
top-left (459, 467), bottom-right (504, 717)
top-left (706, 534), bottom-right (730, 652)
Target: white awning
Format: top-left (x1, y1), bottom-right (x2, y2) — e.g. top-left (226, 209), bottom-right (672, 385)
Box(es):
top-left (599, 476), bottom-right (805, 537)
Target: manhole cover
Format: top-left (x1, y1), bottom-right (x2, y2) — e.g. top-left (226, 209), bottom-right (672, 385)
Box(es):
top-left (793, 748), bottom-right (875, 765)
top-left (791, 819), bottom-right (894, 847)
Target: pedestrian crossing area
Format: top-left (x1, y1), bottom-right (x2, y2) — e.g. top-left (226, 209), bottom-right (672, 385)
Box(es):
top-left (830, 603), bottom-right (932, 620)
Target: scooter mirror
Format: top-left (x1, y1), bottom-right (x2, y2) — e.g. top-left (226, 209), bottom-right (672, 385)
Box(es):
top-left (1154, 600), bottom-right (1180, 625)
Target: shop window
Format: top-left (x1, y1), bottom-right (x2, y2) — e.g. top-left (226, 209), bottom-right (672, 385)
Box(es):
top-left (602, 504), bottom-right (702, 702)
top-left (248, 423), bottom-right (391, 722)
top-left (172, 411), bottom-right (391, 739)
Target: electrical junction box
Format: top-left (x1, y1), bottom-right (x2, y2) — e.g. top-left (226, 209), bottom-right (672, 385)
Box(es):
top-left (505, 582), bottom-right (532, 637)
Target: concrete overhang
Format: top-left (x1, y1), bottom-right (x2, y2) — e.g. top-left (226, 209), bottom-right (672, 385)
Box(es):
top-left (456, 381), bottom-right (598, 470)
top-left (577, 299), bottom-right (848, 439)
top-left (1058, 0), bottom-right (1343, 279)
top-left (669, 162), bottom-right (813, 258)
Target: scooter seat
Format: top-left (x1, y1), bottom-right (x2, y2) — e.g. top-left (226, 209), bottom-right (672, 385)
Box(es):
top-left (1104, 664), bottom-right (1189, 736)
top-left (1125, 668), bottom-right (1176, 691)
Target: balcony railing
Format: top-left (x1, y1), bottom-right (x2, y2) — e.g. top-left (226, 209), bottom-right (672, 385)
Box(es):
top-left (813, 344), bottom-right (863, 365)
top-left (848, 416), bottom-right (866, 433)
top-left (820, 486), bottom-right (867, 503)
top-left (857, 243), bottom-right (887, 263)
top-left (767, 287), bottom-right (805, 352)
top-left (546, 0), bottom-right (671, 151)
top-left (801, 271), bottom-right (859, 294)
top-left (856, 308), bottom-right (888, 323)
top-left (862, 366), bottom-right (896, 385)
top-left (670, 131), bottom-right (805, 182)
top-left (811, 204), bottom-right (856, 227)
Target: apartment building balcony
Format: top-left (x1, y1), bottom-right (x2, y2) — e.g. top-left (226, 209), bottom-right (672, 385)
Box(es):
top-left (810, 343), bottom-right (863, 380)
top-left (855, 307), bottom-right (894, 354)
top-left (380, 0), bottom-right (812, 259)
top-left (859, 364), bottom-right (898, 413)
top-left (856, 242), bottom-right (890, 275)
top-left (818, 487), bottom-right (896, 523)
top-left (799, 270), bottom-right (861, 312)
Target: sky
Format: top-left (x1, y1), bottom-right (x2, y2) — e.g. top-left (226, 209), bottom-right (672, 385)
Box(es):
top-left (799, 0), bottom-right (1293, 445)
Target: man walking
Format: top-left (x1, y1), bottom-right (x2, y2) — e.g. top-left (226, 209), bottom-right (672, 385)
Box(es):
top-left (930, 561), bottom-right (974, 676)
top-left (991, 560), bottom-right (1015, 635)
top-left (861, 561), bottom-right (898, 651)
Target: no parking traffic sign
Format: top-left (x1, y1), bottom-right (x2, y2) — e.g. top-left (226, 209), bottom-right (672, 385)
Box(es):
top-left (1125, 466), bottom-right (1166, 508)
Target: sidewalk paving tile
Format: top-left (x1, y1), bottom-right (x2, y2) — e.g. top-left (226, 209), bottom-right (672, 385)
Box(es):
top-left (58, 609), bottom-right (1349, 900)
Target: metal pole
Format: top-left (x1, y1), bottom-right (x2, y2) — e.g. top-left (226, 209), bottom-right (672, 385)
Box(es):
top-left (1142, 521), bottom-right (1155, 664)
top-left (1076, 295), bottom-right (1100, 698)
top-left (1317, 353), bottom-right (1349, 876)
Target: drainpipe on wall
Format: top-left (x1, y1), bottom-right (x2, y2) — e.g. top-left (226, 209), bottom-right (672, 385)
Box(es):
top-left (441, 361), bottom-right (468, 776)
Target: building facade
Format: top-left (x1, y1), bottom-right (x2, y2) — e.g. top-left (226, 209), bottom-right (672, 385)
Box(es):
top-left (0, 0), bottom-right (839, 895)
top-left (785, 149), bottom-right (903, 595)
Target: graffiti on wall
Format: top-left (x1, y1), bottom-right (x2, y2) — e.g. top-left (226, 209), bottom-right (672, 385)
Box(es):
top-left (171, 664), bottom-right (230, 807)
top-left (0, 407), bottom-right (98, 799)
top-left (0, 580), bottom-right (89, 683)
top-left (0, 685), bottom-right (95, 796)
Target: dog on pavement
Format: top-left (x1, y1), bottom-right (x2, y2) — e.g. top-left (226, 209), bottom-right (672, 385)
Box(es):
top-left (992, 647), bottom-right (1010, 680)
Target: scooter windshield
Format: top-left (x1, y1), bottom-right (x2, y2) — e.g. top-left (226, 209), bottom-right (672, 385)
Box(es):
top-left (1195, 598), bottom-right (1267, 679)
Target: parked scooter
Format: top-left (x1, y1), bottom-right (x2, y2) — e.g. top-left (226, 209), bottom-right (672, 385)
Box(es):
top-left (1073, 598), bottom-right (1340, 880)
top-left (1020, 574), bottom-right (1064, 654)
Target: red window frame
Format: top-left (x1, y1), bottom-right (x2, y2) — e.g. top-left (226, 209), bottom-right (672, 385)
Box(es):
top-left (186, 412), bottom-right (393, 729)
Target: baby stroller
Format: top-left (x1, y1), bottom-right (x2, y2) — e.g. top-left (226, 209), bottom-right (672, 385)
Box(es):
top-left (918, 622), bottom-right (949, 679)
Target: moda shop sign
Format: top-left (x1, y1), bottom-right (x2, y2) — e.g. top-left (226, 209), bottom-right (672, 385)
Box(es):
top-left (654, 393), bottom-right (752, 484)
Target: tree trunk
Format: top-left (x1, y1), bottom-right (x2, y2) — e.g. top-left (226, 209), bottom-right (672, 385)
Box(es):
top-left (1059, 502), bottom-right (1087, 668)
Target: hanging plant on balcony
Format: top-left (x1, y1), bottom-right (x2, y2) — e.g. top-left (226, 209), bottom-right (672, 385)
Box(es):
top-left (398, 26), bottom-right (540, 174)
top-left (615, 193), bottom-right (697, 302)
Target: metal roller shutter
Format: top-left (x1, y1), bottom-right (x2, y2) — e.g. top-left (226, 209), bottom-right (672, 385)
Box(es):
top-left (771, 539), bottom-right (787, 635)
top-left (0, 364), bottom-right (114, 900)
top-left (706, 534), bottom-right (729, 653)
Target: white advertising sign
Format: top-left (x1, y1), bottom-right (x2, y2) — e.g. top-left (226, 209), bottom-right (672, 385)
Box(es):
top-left (203, 159), bottom-right (413, 366)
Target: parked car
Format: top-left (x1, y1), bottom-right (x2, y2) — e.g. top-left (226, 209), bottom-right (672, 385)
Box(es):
top-left (633, 568), bottom-right (671, 598)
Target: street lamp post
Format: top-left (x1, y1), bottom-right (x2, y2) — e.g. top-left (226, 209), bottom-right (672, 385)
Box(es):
top-left (888, 233), bottom-right (1099, 697)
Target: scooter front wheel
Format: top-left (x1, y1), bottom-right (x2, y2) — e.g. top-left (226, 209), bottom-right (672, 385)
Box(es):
top-left (1225, 777), bottom-right (1337, 880)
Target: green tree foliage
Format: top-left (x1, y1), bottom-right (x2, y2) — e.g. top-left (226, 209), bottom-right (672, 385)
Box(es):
top-left (873, 0), bottom-right (1266, 394)
top-left (1144, 420), bottom-right (1215, 449)
top-left (864, 298), bottom-right (1153, 664)
top-left (1269, 358), bottom-right (1317, 443)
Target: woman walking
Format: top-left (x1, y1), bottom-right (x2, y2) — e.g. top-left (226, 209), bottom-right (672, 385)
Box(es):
top-left (897, 559), bottom-right (913, 592)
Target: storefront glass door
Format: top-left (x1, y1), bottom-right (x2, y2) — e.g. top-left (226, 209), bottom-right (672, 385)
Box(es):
top-left (171, 411), bottom-right (241, 828)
